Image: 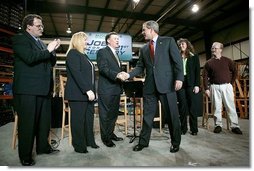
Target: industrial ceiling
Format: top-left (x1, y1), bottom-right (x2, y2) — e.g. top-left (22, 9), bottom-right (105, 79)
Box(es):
top-left (12, 0), bottom-right (249, 54)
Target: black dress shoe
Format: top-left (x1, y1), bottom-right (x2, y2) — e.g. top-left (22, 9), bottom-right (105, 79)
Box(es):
top-left (190, 132), bottom-right (197, 136)
top-left (181, 131), bottom-right (187, 135)
top-left (214, 126), bottom-right (222, 133)
top-left (88, 143), bottom-right (100, 149)
top-left (133, 144), bottom-right (148, 152)
top-left (232, 127), bottom-right (243, 134)
top-left (20, 159), bottom-right (35, 166)
top-left (111, 136), bottom-right (123, 141)
top-left (74, 149), bottom-right (88, 153)
top-left (103, 140), bottom-right (116, 147)
top-left (91, 144), bottom-right (100, 149)
top-left (46, 148), bottom-right (60, 154)
top-left (37, 148), bottom-right (60, 155)
top-left (170, 145), bottom-right (179, 153)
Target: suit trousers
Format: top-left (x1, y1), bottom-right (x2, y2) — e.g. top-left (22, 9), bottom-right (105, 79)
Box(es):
top-left (14, 94), bottom-right (51, 161)
top-left (69, 101), bottom-right (96, 151)
top-left (98, 94), bottom-right (120, 142)
top-left (139, 92), bottom-right (181, 147)
top-left (177, 85), bottom-right (199, 133)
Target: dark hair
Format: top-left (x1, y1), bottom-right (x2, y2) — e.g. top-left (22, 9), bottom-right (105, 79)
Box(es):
top-left (177, 38), bottom-right (195, 57)
top-left (105, 32), bottom-right (118, 45)
top-left (22, 14), bottom-right (42, 30)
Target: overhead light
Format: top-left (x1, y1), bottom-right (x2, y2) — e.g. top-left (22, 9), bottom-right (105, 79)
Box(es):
top-left (133, 0), bottom-right (140, 3)
top-left (66, 27), bottom-right (72, 34)
top-left (132, 0), bottom-right (140, 9)
top-left (66, 13), bottom-right (72, 34)
top-left (191, 4), bottom-right (199, 13)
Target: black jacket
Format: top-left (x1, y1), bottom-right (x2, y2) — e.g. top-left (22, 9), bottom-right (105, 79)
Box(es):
top-left (65, 49), bottom-right (96, 101)
top-left (96, 46), bottom-right (122, 95)
top-left (12, 31), bottom-right (56, 96)
top-left (185, 54), bottom-right (201, 87)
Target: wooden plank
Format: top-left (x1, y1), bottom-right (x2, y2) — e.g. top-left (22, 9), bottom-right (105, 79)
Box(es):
top-left (235, 79), bottom-right (244, 97)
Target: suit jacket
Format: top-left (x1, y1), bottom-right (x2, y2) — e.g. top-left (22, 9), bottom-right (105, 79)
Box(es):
top-left (129, 36), bottom-right (184, 94)
top-left (185, 54), bottom-right (201, 87)
top-left (65, 49), bottom-right (96, 101)
top-left (12, 31), bottom-right (56, 96)
top-left (96, 46), bottom-right (122, 95)
top-left (183, 54), bottom-right (203, 117)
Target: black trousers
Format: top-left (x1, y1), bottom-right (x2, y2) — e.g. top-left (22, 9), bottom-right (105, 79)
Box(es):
top-left (69, 101), bottom-right (96, 151)
top-left (139, 91), bottom-right (181, 147)
top-left (14, 94), bottom-right (51, 161)
top-left (177, 84), bottom-right (198, 133)
top-left (98, 94), bottom-right (120, 142)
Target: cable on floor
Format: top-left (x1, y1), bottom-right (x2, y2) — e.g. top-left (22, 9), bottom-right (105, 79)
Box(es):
top-left (50, 129), bottom-right (61, 149)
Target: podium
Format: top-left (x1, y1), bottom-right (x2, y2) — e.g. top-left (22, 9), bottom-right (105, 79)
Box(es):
top-left (123, 81), bottom-right (143, 143)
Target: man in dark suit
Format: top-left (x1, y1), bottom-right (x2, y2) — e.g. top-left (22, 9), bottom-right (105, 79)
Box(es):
top-left (12, 14), bottom-right (61, 166)
top-left (96, 32), bottom-right (124, 147)
top-left (121, 20), bottom-right (184, 153)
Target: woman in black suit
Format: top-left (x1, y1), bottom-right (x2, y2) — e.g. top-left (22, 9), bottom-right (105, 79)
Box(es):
top-left (176, 38), bottom-right (202, 135)
top-left (65, 31), bottom-right (99, 153)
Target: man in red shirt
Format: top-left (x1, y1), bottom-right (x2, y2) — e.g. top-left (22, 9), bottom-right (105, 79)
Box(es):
top-left (203, 42), bottom-right (242, 134)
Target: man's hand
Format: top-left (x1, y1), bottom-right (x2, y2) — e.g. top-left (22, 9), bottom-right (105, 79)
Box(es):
top-left (86, 90), bottom-right (95, 101)
top-left (175, 80), bottom-right (183, 91)
top-left (47, 39), bottom-right (61, 52)
top-left (205, 89), bottom-right (210, 98)
top-left (116, 72), bottom-right (130, 81)
top-left (193, 86), bottom-right (200, 94)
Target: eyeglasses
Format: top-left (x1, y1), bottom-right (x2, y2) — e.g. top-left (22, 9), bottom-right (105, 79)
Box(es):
top-left (211, 47), bottom-right (221, 50)
top-left (33, 24), bottom-right (44, 29)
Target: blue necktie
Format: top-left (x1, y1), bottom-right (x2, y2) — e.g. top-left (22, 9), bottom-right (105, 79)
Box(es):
top-left (37, 39), bottom-right (44, 49)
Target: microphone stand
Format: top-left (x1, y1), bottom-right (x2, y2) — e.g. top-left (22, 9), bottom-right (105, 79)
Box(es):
top-left (127, 92), bottom-right (139, 143)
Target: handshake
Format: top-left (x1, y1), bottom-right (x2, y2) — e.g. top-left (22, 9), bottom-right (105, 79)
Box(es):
top-left (116, 72), bottom-right (130, 81)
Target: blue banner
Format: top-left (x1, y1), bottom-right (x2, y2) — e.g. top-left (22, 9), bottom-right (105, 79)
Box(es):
top-left (86, 32), bottom-right (132, 61)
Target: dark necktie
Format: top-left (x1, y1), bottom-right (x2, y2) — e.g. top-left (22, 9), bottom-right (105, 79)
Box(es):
top-left (37, 39), bottom-right (44, 49)
top-left (149, 40), bottom-right (154, 62)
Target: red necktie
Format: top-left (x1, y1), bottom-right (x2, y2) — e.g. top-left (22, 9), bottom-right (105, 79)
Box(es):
top-left (149, 40), bottom-right (154, 62)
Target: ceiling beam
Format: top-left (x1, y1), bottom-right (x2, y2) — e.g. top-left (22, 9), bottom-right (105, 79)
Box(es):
top-left (83, 0), bottom-right (89, 31)
top-left (123, 0), bottom-right (153, 34)
top-left (97, 0), bottom-right (110, 32)
top-left (27, 1), bottom-right (200, 28)
top-left (111, 1), bottom-right (130, 32)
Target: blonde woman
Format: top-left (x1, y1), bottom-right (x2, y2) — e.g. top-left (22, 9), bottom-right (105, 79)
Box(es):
top-left (65, 32), bottom-right (99, 153)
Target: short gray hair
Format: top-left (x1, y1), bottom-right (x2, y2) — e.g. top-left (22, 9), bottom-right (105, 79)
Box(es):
top-left (143, 20), bottom-right (159, 33)
top-left (212, 42), bottom-right (224, 49)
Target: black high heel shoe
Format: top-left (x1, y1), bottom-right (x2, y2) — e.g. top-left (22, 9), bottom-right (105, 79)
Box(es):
top-left (74, 149), bottom-right (88, 153)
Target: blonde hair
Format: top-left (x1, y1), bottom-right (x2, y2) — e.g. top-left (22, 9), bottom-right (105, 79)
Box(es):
top-left (66, 31), bottom-right (88, 55)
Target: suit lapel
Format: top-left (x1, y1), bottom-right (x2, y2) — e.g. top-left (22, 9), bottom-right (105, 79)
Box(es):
top-left (154, 37), bottom-right (163, 65)
top-left (24, 31), bottom-right (44, 50)
top-left (37, 39), bottom-right (46, 50)
top-left (144, 43), bottom-right (153, 64)
top-left (106, 46), bottom-right (121, 68)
